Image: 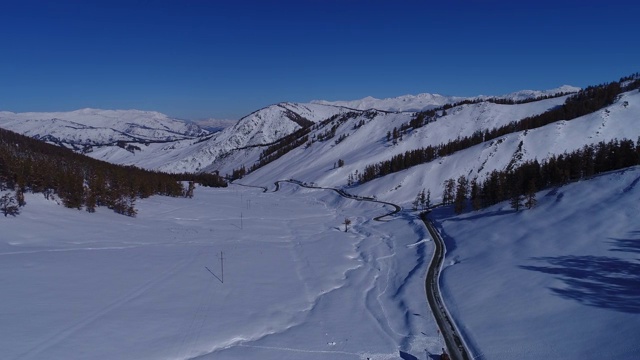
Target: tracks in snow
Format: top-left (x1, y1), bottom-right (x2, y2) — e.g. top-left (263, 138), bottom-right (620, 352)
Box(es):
top-left (233, 179), bottom-right (471, 359)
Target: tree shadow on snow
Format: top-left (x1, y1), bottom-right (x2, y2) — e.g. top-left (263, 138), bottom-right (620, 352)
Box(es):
top-left (519, 254), bottom-right (640, 313)
top-left (399, 350), bottom-right (418, 360)
top-left (609, 231), bottom-right (640, 255)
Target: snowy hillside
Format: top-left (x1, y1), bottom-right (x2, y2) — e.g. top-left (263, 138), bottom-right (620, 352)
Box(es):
top-left (86, 85), bottom-right (586, 176)
top-left (237, 87), bottom-right (639, 210)
top-left (0, 108), bottom-right (207, 148)
top-left (432, 166), bottom-right (640, 359)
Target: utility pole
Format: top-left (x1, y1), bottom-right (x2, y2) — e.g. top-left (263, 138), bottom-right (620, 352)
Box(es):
top-left (219, 251), bottom-right (224, 283)
top-left (240, 212), bottom-right (243, 230)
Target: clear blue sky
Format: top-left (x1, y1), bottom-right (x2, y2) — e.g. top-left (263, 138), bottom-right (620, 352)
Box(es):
top-left (1, 0), bottom-right (638, 120)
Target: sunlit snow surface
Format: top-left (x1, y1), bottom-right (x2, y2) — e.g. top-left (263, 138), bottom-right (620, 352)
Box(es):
top-left (1, 183), bottom-right (442, 360)
top-left (434, 167), bottom-right (640, 359)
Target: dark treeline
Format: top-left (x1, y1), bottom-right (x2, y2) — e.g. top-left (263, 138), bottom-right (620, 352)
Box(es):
top-left (259, 127), bottom-right (311, 161)
top-left (250, 132), bottom-right (309, 173)
top-left (313, 111), bottom-right (361, 142)
top-left (228, 127), bottom-right (312, 180)
top-left (443, 138), bottom-right (640, 213)
top-left (0, 127), bottom-right (226, 216)
top-left (356, 73), bottom-right (640, 184)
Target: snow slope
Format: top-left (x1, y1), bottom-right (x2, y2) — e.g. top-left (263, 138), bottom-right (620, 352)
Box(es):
top-left (431, 166), bottom-right (640, 359)
top-left (239, 89), bottom-right (640, 210)
top-left (1, 183), bottom-right (442, 360)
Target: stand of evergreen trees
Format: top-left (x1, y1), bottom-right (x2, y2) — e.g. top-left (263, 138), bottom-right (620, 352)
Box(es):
top-left (442, 138), bottom-right (640, 214)
top-left (392, 89), bottom-right (578, 138)
top-left (0, 127), bottom-right (226, 216)
top-left (355, 73), bottom-right (640, 184)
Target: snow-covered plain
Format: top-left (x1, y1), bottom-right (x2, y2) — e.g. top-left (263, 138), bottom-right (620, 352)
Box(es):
top-left (432, 166), bottom-right (640, 359)
top-left (1, 183), bottom-right (443, 360)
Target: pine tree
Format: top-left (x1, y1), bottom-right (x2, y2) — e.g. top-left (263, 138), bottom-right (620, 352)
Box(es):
top-left (0, 193), bottom-right (19, 217)
top-left (524, 179), bottom-right (537, 209)
top-left (85, 186), bottom-right (97, 213)
top-left (15, 188), bottom-right (25, 207)
top-left (418, 188), bottom-right (426, 210)
top-left (470, 178), bottom-right (482, 210)
top-left (442, 179), bottom-right (456, 205)
top-left (454, 175), bottom-right (468, 214)
top-left (185, 181), bottom-right (195, 198)
top-left (424, 189), bottom-right (431, 210)
top-left (510, 193), bottom-right (523, 211)
top-left (412, 191), bottom-right (421, 211)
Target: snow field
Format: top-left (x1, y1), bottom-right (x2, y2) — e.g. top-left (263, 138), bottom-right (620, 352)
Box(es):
top-left (1, 183), bottom-right (442, 359)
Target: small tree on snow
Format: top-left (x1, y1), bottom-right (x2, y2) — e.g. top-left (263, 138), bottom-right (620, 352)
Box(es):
top-left (185, 181), bottom-right (195, 198)
top-left (1, 193), bottom-right (20, 217)
top-left (423, 189), bottom-right (431, 210)
top-left (16, 188), bottom-right (26, 207)
top-left (510, 193), bottom-right (524, 212)
top-left (343, 218), bottom-right (351, 232)
top-left (412, 191), bottom-right (421, 211)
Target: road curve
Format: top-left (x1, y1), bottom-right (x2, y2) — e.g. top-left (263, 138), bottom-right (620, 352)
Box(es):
top-left (233, 179), bottom-right (469, 358)
top-left (421, 213), bottom-right (471, 360)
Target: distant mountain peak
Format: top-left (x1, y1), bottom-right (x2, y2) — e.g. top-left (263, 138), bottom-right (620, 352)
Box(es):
top-left (311, 93), bottom-right (465, 112)
top-left (491, 85), bottom-right (581, 102)
top-left (0, 108), bottom-right (208, 147)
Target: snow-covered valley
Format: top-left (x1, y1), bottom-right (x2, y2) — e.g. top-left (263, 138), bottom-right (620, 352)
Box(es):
top-left (2, 78), bottom-right (640, 359)
top-left (1, 183), bottom-right (441, 360)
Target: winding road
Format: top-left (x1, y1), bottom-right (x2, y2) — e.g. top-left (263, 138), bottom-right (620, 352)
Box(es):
top-left (421, 213), bottom-right (471, 360)
top-left (234, 179), bottom-right (470, 359)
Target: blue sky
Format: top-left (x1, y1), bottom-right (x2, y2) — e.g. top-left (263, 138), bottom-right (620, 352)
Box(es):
top-left (1, 1), bottom-right (638, 120)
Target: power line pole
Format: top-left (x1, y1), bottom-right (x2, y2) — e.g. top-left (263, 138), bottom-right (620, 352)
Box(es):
top-left (218, 251), bottom-right (224, 284)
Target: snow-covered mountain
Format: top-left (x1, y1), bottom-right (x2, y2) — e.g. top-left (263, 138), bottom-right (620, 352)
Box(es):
top-left (490, 84), bottom-right (581, 102)
top-left (76, 102), bottom-right (350, 173)
top-left (311, 86), bottom-right (579, 112)
top-left (1, 81), bottom-right (632, 199)
top-left (31, 85), bottom-right (583, 175)
top-left (312, 93), bottom-right (466, 112)
top-left (0, 108), bottom-right (207, 149)
top-left (191, 118), bottom-right (238, 132)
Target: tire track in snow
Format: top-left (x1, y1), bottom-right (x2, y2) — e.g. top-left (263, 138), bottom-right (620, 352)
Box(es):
top-left (235, 179), bottom-right (471, 359)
